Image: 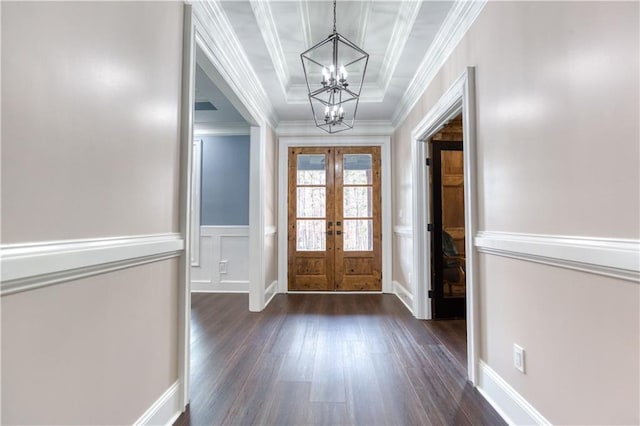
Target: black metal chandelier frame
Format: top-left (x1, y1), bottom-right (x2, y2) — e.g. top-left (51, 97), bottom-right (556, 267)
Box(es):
top-left (300, 0), bottom-right (369, 134)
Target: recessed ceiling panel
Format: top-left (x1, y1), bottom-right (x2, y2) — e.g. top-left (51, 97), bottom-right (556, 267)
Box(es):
top-left (217, 0), bottom-right (456, 122)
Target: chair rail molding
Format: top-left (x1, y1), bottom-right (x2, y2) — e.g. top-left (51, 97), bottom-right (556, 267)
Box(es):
top-left (475, 231), bottom-right (640, 282)
top-left (1, 233), bottom-right (184, 296)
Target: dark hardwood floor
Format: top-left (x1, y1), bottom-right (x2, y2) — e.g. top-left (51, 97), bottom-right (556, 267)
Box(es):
top-left (174, 293), bottom-right (504, 426)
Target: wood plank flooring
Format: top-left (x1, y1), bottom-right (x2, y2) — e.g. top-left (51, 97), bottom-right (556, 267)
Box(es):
top-left (174, 294), bottom-right (504, 426)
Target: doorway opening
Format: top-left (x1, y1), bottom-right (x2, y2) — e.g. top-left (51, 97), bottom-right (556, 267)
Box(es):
top-left (410, 67), bottom-right (478, 382)
top-left (428, 115), bottom-right (466, 318)
top-left (287, 146), bottom-right (382, 291)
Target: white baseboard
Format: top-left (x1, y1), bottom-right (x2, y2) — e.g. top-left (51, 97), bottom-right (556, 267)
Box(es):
top-left (475, 231), bottom-right (640, 282)
top-left (264, 280), bottom-right (278, 307)
top-left (392, 280), bottom-right (414, 314)
top-left (477, 361), bottom-right (551, 426)
top-left (191, 280), bottom-right (249, 293)
top-left (134, 380), bottom-right (182, 426)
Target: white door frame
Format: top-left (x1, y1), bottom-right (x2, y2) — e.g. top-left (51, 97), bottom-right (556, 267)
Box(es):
top-left (277, 136), bottom-right (393, 294)
top-left (178, 4), bottom-right (269, 410)
top-left (411, 67), bottom-right (479, 384)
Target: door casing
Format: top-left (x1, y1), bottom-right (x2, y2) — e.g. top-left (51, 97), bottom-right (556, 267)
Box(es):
top-left (411, 67), bottom-right (478, 384)
top-left (278, 136), bottom-right (392, 294)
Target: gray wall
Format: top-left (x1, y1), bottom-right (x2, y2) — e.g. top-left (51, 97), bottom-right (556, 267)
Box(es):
top-left (201, 135), bottom-right (250, 225)
top-left (1, 2), bottom-right (183, 424)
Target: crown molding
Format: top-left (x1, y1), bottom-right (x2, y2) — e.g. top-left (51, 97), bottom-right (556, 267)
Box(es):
top-left (377, 0), bottom-right (422, 94)
top-left (193, 0), bottom-right (278, 128)
top-left (391, 0), bottom-right (487, 128)
top-left (250, 0), bottom-right (290, 95)
top-left (277, 120), bottom-right (393, 137)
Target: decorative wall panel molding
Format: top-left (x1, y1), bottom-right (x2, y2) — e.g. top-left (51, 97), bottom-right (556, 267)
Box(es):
top-left (475, 231), bottom-right (640, 282)
top-left (191, 226), bottom-right (250, 292)
top-left (1, 234), bottom-right (184, 296)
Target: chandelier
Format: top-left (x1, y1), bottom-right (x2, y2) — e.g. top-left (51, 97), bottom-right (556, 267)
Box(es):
top-left (300, 0), bottom-right (369, 134)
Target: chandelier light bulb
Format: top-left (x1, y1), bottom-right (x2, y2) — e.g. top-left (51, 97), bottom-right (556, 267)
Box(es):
top-left (339, 65), bottom-right (347, 80)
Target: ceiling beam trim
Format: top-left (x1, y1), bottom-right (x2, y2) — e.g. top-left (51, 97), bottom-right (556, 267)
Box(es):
top-left (250, 0), bottom-right (291, 96)
top-left (356, 0), bottom-right (373, 48)
top-left (391, 0), bottom-right (487, 128)
top-left (193, 1), bottom-right (278, 128)
top-left (298, 0), bottom-right (313, 52)
top-left (377, 0), bottom-right (422, 95)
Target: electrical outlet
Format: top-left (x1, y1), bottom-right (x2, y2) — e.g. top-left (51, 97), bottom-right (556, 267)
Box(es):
top-left (219, 260), bottom-right (228, 274)
top-left (514, 344), bottom-right (525, 373)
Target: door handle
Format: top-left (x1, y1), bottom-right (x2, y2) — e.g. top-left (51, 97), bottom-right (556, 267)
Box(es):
top-left (336, 230), bottom-right (342, 235)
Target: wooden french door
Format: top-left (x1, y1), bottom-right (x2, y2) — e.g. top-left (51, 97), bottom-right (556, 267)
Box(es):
top-left (288, 146), bottom-right (382, 291)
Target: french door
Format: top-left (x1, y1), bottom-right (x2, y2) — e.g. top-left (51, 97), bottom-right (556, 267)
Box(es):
top-left (288, 146), bottom-right (382, 291)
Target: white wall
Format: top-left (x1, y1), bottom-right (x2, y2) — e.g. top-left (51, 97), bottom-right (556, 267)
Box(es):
top-left (392, 2), bottom-right (639, 424)
top-left (1, 2), bottom-right (184, 424)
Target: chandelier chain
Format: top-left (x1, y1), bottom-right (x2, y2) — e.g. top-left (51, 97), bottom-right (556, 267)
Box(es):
top-left (333, 0), bottom-right (337, 33)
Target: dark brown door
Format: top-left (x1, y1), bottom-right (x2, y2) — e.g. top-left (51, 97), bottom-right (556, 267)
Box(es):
top-left (431, 141), bottom-right (466, 318)
top-left (288, 146), bottom-right (382, 291)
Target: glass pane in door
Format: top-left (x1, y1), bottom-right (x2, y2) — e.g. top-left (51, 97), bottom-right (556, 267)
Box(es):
top-left (343, 154), bottom-right (372, 184)
top-left (343, 219), bottom-right (373, 251)
top-left (297, 220), bottom-right (326, 251)
top-left (297, 155), bottom-right (326, 185)
top-left (297, 187), bottom-right (326, 217)
top-left (343, 187), bottom-right (372, 217)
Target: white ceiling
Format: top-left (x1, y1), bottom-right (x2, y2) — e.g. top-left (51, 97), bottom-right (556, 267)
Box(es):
top-left (198, 0), bottom-right (456, 126)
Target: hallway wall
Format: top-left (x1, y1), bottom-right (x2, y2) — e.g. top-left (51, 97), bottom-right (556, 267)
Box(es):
top-left (1, 1), bottom-right (184, 424)
top-left (392, 1), bottom-right (639, 424)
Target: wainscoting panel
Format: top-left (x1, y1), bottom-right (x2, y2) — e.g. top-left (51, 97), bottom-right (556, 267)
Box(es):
top-left (191, 226), bottom-right (250, 292)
